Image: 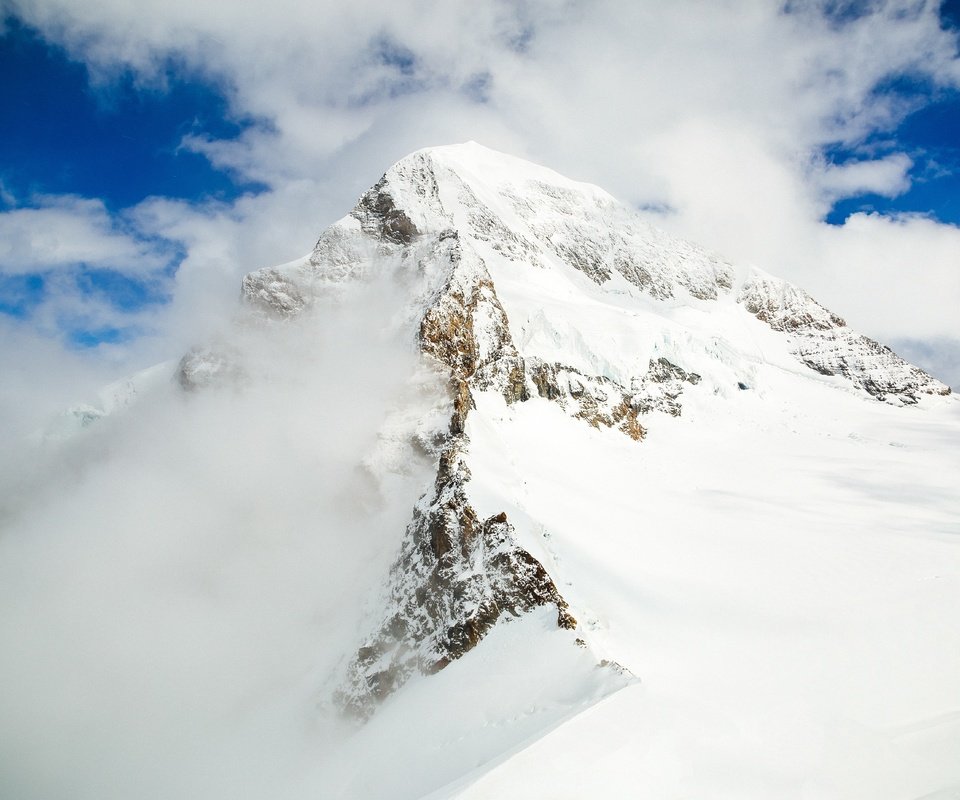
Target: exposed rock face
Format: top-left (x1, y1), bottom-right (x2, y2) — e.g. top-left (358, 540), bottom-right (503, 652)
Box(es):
top-left (526, 359), bottom-right (646, 441)
top-left (352, 176), bottom-right (419, 245)
top-left (794, 331), bottom-right (951, 403)
top-left (633, 357), bottom-right (702, 416)
top-left (417, 232), bottom-right (518, 386)
top-left (738, 274), bottom-right (845, 332)
top-left (522, 356), bottom-right (702, 441)
top-left (336, 427), bottom-right (576, 719)
top-left (738, 274), bottom-right (950, 403)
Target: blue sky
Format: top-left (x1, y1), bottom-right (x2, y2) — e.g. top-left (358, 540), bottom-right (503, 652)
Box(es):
top-left (0, 18), bottom-right (264, 209)
top-left (0, 0), bottom-right (958, 387)
top-left (0, 18), bottom-right (267, 346)
top-left (824, 76), bottom-right (960, 224)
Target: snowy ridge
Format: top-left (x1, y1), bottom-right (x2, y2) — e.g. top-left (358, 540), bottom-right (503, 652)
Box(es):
top-left (232, 142), bottom-right (953, 717)
top-left (335, 418), bottom-right (579, 719)
top-left (739, 272), bottom-right (950, 403)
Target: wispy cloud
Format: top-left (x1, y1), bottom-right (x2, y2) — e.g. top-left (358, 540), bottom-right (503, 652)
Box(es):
top-left (0, 196), bottom-right (168, 275)
top-left (1, 0), bottom-right (958, 378)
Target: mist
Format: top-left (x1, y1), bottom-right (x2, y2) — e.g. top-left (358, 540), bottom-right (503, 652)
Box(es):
top-left (0, 276), bottom-right (448, 799)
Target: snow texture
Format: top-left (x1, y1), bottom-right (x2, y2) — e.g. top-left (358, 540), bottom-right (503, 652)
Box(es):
top-left (237, 142), bottom-right (951, 717)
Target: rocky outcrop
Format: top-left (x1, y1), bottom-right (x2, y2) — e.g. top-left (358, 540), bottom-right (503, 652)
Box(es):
top-left (352, 176), bottom-right (419, 245)
top-left (526, 359), bottom-right (646, 441)
top-left (738, 274), bottom-right (950, 402)
top-left (418, 231), bottom-right (530, 405)
top-left (632, 357), bottom-right (702, 416)
top-left (336, 408), bottom-right (575, 719)
top-left (523, 356), bottom-right (702, 441)
top-left (738, 274), bottom-right (845, 332)
top-left (794, 330), bottom-right (951, 403)
top-left (175, 346), bottom-right (244, 392)
top-left (241, 268), bottom-right (308, 318)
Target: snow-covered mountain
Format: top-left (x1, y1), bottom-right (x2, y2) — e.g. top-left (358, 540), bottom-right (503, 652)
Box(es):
top-left (3, 143), bottom-right (958, 800)
top-left (230, 142), bottom-right (952, 711)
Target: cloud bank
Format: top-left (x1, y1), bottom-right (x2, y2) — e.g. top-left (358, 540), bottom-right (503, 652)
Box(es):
top-left (2, 0), bottom-right (958, 387)
top-left (0, 278), bottom-right (443, 799)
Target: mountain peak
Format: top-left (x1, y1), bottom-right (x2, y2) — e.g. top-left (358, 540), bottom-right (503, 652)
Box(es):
top-left (223, 144), bottom-right (953, 716)
top-left (241, 143), bottom-right (947, 402)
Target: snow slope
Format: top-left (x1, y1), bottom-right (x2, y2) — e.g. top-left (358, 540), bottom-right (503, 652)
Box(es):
top-left (451, 364), bottom-right (960, 800)
top-left (1, 142), bottom-right (957, 800)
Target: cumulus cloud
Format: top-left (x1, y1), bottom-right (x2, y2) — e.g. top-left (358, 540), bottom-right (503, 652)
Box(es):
top-left (814, 152), bottom-right (914, 202)
top-left (0, 195), bottom-right (168, 275)
top-left (4, 0), bottom-right (957, 384)
top-left (0, 0), bottom-right (957, 363)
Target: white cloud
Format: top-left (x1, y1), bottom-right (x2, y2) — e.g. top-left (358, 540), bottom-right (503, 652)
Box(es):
top-left (0, 196), bottom-right (168, 275)
top-left (0, 315), bottom-right (122, 441)
top-left (0, 277), bottom-right (443, 800)
top-left (816, 211), bottom-right (960, 338)
top-left (2, 0), bottom-right (958, 380)
top-left (814, 152), bottom-right (914, 202)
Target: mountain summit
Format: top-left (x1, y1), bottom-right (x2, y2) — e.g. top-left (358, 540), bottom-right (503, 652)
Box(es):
top-left (239, 142), bottom-right (948, 405)
top-left (187, 142), bottom-right (952, 718)
top-left (13, 144), bottom-right (958, 800)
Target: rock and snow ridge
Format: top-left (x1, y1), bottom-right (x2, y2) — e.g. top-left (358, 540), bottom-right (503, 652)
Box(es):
top-left (208, 142), bottom-right (949, 716)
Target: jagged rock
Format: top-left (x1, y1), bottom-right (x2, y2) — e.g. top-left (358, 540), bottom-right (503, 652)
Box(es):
top-left (526, 359), bottom-right (647, 441)
top-left (631, 357), bottom-right (701, 417)
top-left (448, 377), bottom-right (473, 436)
top-left (475, 355), bottom-right (529, 404)
top-left (522, 356), bottom-right (701, 439)
top-left (352, 176), bottom-right (419, 245)
top-left (336, 432), bottom-right (576, 719)
top-left (794, 330), bottom-right (951, 403)
top-left (418, 234), bottom-right (529, 405)
top-left (739, 273), bottom-right (950, 402)
top-left (738, 274), bottom-right (845, 332)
